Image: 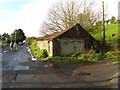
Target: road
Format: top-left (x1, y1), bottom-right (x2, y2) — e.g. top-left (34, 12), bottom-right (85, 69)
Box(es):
top-left (2, 44), bottom-right (29, 71)
top-left (2, 44), bottom-right (119, 88)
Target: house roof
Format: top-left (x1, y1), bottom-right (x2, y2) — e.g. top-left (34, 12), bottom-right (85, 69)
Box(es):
top-left (42, 23), bottom-right (94, 41)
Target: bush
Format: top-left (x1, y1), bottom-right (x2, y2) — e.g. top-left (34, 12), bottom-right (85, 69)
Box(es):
top-left (77, 50), bottom-right (99, 62)
top-left (30, 42), bottom-right (48, 59)
top-left (39, 49), bottom-right (48, 58)
top-left (2, 40), bottom-right (7, 46)
top-left (97, 52), bottom-right (118, 60)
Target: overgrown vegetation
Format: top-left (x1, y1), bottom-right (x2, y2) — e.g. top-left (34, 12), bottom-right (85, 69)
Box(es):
top-left (105, 72), bottom-right (119, 87)
top-left (30, 41), bottom-right (48, 59)
top-left (43, 50), bottom-right (119, 63)
top-left (112, 61), bottom-right (120, 65)
top-left (2, 40), bottom-right (7, 46)
top-left (29, 41), bottom-right (119, 63)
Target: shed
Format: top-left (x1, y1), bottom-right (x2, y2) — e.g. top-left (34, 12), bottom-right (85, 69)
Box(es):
top-left (37, 23), bottom-right (95, 56)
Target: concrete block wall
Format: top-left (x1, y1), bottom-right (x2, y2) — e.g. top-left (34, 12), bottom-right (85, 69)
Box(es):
top-left (59, 39), bottom-right (85, 56)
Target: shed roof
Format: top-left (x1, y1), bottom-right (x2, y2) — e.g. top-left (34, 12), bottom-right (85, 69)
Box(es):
top-left (42, 24), bottom-right (75, 41)
top-left (43, 29), bottom-right (68, 41)
top-left (42, 23), bottom-right (94, 41)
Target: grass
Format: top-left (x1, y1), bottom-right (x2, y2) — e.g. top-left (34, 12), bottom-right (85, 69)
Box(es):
top-left (112, 61), bottom-right (120, 65)
top-left (105, 72), bottom-right (119, 87)
top-left (92, 24), bottom-right (119, 44)
top-left (43, 56), bottom-right (96, 64)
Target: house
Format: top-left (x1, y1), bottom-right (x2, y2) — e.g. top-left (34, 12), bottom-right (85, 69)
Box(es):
top-left (37, 23), bottom-right (96, 56)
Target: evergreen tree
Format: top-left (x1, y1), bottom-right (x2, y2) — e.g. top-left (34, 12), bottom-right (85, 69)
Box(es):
top-left (10, 29), bottom-right (26, 43)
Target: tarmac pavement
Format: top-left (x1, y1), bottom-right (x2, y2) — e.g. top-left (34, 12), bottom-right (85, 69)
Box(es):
top-left (2, 44), bottom-right (119, 88)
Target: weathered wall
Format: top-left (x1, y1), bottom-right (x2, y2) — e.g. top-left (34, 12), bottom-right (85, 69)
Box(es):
top-left (57, 38), bottom-right (85, 56)
top-left (37, 38), bottom-right (85, 56)
top-left (49, 41), bottom-right (53, 56)
top-left (37, 40), bottom-right (53, 56)
top-left (84, 37), bottom-right (93, 49)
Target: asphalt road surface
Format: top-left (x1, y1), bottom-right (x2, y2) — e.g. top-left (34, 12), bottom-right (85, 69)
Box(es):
top-left (2, 44), bottom-right (119, 88)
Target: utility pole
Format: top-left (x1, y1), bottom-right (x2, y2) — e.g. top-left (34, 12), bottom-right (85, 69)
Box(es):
top-left (102, 0), bottom-right (106, 53)
top-left (15, 31), bottom-right (16, 43)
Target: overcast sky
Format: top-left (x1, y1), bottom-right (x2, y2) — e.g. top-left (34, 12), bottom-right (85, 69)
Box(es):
top-left (0, 0), bottom-right (119, 37)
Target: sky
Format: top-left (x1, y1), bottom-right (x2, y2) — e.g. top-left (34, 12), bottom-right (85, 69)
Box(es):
top-left (0, 0), bottom-right (119, 37)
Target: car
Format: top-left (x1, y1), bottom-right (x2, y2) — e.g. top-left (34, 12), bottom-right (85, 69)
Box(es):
top-left (23, 40), bottom-right (26, 43)
top-left (18, 42), bottom-right (24, 45)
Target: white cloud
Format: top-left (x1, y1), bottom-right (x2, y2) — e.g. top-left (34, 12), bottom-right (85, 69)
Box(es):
top-left (0, 0), bottom-right (119, 37)
top-left (0, 0), bottom-right (57, 37)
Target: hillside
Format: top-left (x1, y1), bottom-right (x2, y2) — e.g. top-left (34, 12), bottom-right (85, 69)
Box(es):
top-left (92, 24), bottom-right (119, 44)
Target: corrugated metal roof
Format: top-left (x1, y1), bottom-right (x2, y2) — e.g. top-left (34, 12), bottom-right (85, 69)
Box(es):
top-left (42, 25), bottom-right (75, 41)
top-left (42, 23), bottom-right (94, 41)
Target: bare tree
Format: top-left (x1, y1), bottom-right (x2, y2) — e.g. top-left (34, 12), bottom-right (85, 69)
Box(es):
top-left (40, 0), bottom-right (102, 35)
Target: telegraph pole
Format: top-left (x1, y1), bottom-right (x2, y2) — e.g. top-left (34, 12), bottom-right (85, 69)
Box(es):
top-left (15, 31), bottom-right (16, 43)
top-left (102, 0), bottom-right (106, 53)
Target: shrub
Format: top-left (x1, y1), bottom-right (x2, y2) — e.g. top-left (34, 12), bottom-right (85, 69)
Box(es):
top-left (2, 40), bottom-right (7, 46)
top-left (33, 49), bottom-right (48, 59)
top-left (105, 52), bottom-right (114, 58)
top-left (35, 49), bottom-right (42, 58)
top-left (77, 50), bottom-right (99, 62)
top-left (97, 52), bottom-right (118, 60)
top-left (30, 42), bottom-right (48, 59)
top-left (39, 49), bottom-right (48, 58)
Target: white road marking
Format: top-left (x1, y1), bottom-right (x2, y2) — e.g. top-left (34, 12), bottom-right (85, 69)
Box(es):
top-left (13, 65), bottom-right (29, 70)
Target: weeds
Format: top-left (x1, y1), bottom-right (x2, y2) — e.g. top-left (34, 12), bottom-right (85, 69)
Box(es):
top-left (2, 40), bottom-right (7, 46)
top-left (43, 50), bottom-right (119, 63)
top-left (112, 61), bottom-right (120, 65)
top-left (30, 41), bottom-right (48, 59)
top-left (30, 41), bottom-right (119, 63)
